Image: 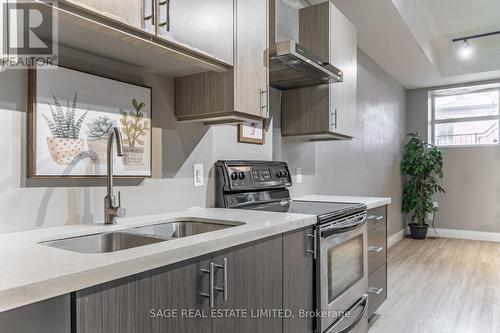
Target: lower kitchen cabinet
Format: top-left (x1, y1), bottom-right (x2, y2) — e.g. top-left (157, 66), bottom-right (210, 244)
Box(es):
top-left (212, 235), bottom-right (283, 333)
top-left (73, 234), bottom-right (284, 333)
top-left (367, 205), bottom-right (388, 319)
top-left (283, 227), bottom-right (315, 333)
top-left (73, 255), bottom-right (213, 333)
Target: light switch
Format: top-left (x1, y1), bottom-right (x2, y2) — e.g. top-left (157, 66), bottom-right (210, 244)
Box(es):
top-left (193, 164), bottom-right (204, 187)
top-left (296, 168), bottom-right (302, 184)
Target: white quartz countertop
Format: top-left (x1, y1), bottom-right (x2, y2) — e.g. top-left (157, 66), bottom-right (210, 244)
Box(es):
top-left (0, 208), bottom-right (316, 313)
top-left (294, 195), bottom-right (391, 210)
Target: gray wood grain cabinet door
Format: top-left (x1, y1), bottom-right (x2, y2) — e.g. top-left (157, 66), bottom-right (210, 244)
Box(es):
top-left (283, 227), bottom-right (315, 333)
top-left (63, 0), bottom-right (147, 31)
top-left (211, 235), bottom-right (283, 333)
top-left (156, 0), bottom-right (234, 65)
top-left (234, 0), bottom-right (269, 118)
top-left (73, 256), bottom-right (212, 333)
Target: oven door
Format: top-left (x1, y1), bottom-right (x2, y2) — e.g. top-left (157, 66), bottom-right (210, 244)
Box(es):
top-left (317, 212), bottom-right (368, 333)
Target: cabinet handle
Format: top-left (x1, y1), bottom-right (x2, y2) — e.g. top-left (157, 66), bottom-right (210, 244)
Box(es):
top-left (158, 0), bottom-right (170, 31)
top-left (368, 246), bottom-right (384, 253)
top-left (215, 258), bottom-right (228, 301)
top-left (143, 0), bottom-right (155, 25)
top-left (306, 230), bottom-right (317, 259)
top-left (260, 89), bottom-right (268, 117)
top-left (368, 215), bottom-right (384, 221)
top-left (200, 263), bottom-right (215, 308)
top-left (368, 287), bottom-right (384, 295)
top-left (331, 108), bottom-right (337, 129)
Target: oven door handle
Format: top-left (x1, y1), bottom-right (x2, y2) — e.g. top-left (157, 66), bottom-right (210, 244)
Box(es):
top-left (325, 294), bottom-right (369, 333)
top-left (321, 213), bottom-right (367, 238)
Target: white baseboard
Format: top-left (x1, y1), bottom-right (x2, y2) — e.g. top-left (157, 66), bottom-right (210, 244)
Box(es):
top-left (433, 228), bottom-right (500, 243)
top-left (388, 229), bottom-right (406, 248)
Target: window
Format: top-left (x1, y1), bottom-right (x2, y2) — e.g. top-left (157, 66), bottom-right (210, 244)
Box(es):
top-left (430, 85), bottom-right (500, 147)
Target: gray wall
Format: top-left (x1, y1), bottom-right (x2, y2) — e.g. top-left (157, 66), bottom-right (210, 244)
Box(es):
top-left (407, 80), bottom-right (500, 233)
top-left (0, 47), bottom-right (273, 233)
top-left (0, 47), bottom-right (406, 237)
top-left (274, 49), bottom-right (407, 236)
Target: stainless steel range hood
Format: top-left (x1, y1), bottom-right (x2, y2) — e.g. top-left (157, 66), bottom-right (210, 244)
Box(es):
top-left (269, 40), bottom-right (343, 90)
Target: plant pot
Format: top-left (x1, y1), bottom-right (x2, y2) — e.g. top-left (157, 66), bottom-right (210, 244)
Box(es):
top-left (123, 146), bottom-right (144, 166)
top-left (409, 223), bottom-right (429, 240)
top-left (46, 137), bottom-right (85, 165)
top-left (87, 140), bottom-right (107, 165)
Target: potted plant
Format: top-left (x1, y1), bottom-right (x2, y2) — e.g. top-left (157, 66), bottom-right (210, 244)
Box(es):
top-left (120, 98), bottom-right (149, 166)
top-left (401, 133), bottom-right (445, 239)
top-left (86, 115), bottom-right (116, 164)
top-left (42, 92), bottom-right (88, 165)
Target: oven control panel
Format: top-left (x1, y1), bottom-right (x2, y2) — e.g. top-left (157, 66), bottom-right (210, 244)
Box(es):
top-left (216, 161), bottom-right (292, 191)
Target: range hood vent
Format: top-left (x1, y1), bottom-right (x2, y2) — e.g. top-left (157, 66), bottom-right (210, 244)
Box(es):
top-left (269, 40), bottom-right (343, 90)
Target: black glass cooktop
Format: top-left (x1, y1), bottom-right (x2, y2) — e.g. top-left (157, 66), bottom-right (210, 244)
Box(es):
top-left (241, 200), bottom-right (366, 223)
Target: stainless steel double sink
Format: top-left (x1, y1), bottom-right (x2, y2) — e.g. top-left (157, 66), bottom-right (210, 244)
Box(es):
top-left (41, 220), bottom-right (244, 254)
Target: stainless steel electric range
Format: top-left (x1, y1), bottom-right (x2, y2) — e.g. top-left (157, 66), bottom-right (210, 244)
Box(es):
top-left (215, 160), bottom-right (369, 333)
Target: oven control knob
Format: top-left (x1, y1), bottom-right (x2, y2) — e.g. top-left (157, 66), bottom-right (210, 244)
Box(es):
top-left (276, 171), bottom-right (283, 178)
top-left (231, 172), bottom-right (238, 181)
top-left (239, 172), bottom-right (246, 180)
top-left (282, 171), bottom-right (288, 177)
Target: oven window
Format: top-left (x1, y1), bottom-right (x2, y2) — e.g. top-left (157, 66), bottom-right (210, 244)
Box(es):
top-left (328, 235), bottom-right (364, 303)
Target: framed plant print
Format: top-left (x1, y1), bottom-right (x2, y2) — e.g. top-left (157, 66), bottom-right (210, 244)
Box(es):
top-left (238, 120), bottom-right (266, 145)
top-left (28, 65), bottom-right (152, 178)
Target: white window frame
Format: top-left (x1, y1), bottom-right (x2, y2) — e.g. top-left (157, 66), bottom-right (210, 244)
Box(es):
top-left (430, 86), bottom-right (500, 148)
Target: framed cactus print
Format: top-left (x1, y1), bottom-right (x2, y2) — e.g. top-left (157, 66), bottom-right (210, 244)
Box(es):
top-left (28, 65), bottom-right (152, 178)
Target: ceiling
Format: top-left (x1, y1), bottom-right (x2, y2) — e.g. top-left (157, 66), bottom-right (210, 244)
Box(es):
top-left (309, 0), bottom-right (500, 89)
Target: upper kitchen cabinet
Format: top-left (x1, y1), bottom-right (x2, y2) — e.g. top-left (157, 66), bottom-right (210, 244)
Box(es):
top-left (154, 0), bottom-right (234, 65)
top-left (39, 1), bottom-right (233, 77)
top-left (175, 0), bottom-right (269, 123)
top-left (62, 0), bottom-right (233, 64)
top-left (281, 1), bottom-right (357, 140)
top-left (63, 0), bottom-right (146, 31)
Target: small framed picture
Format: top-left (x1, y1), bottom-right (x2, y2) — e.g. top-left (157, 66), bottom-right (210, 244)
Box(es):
top-left (238, 121), bottom-right (266, 145)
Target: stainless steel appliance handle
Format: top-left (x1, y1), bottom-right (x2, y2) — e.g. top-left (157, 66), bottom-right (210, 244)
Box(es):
top-left (321, 213), bottom-right (367, 238)
top-left (215, 258), bottom-right (228, 301)
top-left (200, 263), bottom-right (215, 307)
top-left (325, 294), bottom-right (369, 333)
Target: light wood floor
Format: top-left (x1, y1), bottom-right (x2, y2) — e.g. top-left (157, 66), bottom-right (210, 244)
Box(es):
top-left (369, 237), bottom-right (500, 333)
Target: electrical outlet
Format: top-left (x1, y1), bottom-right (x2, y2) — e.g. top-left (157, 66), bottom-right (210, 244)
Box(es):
top-left (433, 201), bottom-right (439, 209)
top-left (296, 168), bottom-right (302, 184)
top-left (193, 164), bottom-right (204, 187)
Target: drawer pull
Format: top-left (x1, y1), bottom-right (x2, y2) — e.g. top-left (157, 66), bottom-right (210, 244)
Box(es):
top-left (214, 258), bottom-right (228, 301)
top-left (200, 263), bottom-right (215, 308)
top-left (306, 232), bottom-right (317, 259)
top-left (368, 246), bottom-right (384, 253)
top-left (368, 215), bottom-right (384, 221)
top-left (368, 287), bottom-right (384, 295)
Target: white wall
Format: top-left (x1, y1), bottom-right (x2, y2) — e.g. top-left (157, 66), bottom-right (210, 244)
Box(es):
top-left (407, 79), bottom-right (500, 233)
